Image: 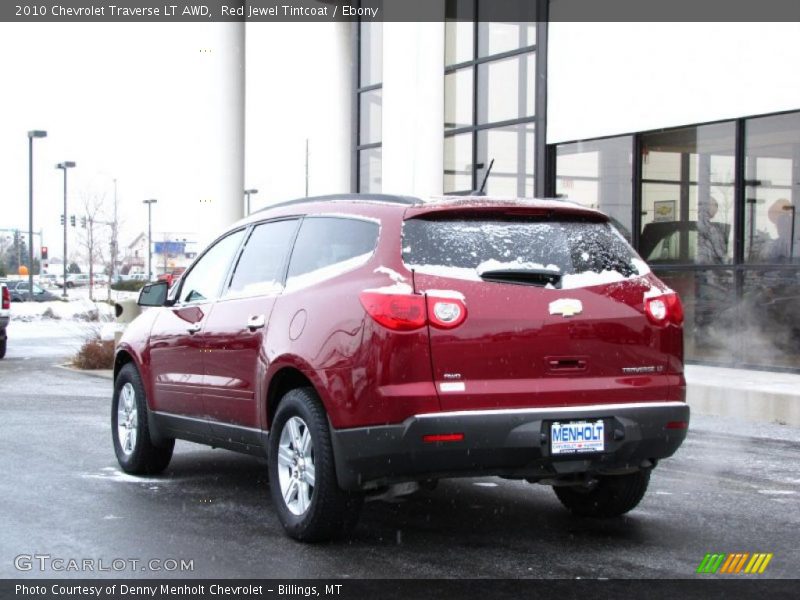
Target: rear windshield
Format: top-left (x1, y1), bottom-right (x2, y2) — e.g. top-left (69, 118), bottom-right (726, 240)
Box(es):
top-left (402, 217), bottom-right (646, 288)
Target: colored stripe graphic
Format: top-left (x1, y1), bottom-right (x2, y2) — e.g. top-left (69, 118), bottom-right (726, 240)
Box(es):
top-left (698, 553), bottom-right (772, 574)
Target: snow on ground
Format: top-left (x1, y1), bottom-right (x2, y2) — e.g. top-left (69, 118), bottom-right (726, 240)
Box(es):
top-left (6, 292), bottom-right (136, 342)
top-left (9, 298), bottom-right (115, 322)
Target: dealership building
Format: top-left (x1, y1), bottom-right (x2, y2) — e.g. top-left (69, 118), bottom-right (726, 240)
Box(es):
top-left (242, 5), bottom-right (800, 371)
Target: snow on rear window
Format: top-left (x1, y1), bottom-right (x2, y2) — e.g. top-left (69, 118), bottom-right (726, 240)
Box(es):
top-left (402, 218), bottom-right (643, 288)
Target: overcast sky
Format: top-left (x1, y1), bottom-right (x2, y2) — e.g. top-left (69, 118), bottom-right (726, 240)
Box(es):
top-left (0, 22), bottom-right (245, 260)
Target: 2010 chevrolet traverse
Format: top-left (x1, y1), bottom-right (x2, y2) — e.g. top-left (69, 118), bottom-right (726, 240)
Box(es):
top-left (112, 194), bottom-right (689, 541)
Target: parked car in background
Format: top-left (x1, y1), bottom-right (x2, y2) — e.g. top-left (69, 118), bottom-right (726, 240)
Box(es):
top-left (7, 281), bottom-right (59, 302)
top-left (57, 273), bottom-right (91, 288)
top-left (0, 281), bottom-right (8, 359)
top-left (156, 267), bottom-right (186, 287)
top-left (38, 273), bottom-right (59, 288)
top-left (113, 194), bottom-right (689, 542)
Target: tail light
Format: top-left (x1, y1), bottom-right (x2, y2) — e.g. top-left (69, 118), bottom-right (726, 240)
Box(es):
top-left (645, 292), bottom-right (683, 326)
top-left (427, 295), bottom-right (467, 329)
top-left (2, 286), bottom-right (9, 310)
top-left (359, 290), bottom-right (467, 331)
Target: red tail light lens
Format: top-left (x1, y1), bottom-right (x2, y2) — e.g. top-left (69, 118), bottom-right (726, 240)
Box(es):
top-left (360, 290), bottom-right (468, 331)
top-left (1, 286), bottom-right (9, 310)
top-left (359, 291), bottom-right (427, 331)
top-left (645, 292), bottom-right (684, 326)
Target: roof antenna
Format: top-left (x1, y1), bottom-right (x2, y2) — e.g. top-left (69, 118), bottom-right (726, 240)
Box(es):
top-left (475, 159), bottom-right (494, 196)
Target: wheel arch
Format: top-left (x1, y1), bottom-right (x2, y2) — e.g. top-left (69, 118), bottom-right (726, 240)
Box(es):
top-left (265, 360), bottom-right (331, 430)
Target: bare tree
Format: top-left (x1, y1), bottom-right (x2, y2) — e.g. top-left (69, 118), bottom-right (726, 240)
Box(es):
top-left (78, 192), bottom-right (109, 302)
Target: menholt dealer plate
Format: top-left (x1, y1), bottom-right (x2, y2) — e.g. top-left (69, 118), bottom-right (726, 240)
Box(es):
top-left (550, 419), bottom-right (605, 455)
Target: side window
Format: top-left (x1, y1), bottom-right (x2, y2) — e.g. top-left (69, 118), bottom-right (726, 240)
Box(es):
top-left (286, 217), bottom-right (379, 291)
top-left (226, 219), bottom-right (299, 297)
top-left (179, 229), bottom-right (245, 304)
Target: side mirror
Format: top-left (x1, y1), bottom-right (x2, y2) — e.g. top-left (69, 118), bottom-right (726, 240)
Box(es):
top-left (138, 281), bottom-right (169, 307)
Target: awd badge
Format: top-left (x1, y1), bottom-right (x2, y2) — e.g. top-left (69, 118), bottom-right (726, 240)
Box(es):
top-left (549, 298), bottom-right (583, 317)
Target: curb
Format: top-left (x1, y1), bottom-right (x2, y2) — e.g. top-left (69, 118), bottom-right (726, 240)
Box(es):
top-left (55, 363), bottom-right (113, 381)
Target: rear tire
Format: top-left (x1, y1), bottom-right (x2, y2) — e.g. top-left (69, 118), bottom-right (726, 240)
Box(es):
top-left (553, 470), bottom-right (650, 517)
top-left (268, 387), bottom-right (362, 542)
top-left (112, 363), bottom-right (174, 474)
top-left (0, 337), bottom-right (6, 359)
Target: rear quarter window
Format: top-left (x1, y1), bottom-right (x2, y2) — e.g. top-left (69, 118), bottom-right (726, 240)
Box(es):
top-left (286, 217), bottom-right (380, 291)
top-left (402, 217), bottom-right (648, 289)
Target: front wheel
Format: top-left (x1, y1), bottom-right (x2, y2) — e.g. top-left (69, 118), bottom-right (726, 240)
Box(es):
top-left (553, 470), bottom-right (651, 518)
top-left (112, 363), bottom-right (174, 474)
top-left (268, 387), bottom-right (362, 542)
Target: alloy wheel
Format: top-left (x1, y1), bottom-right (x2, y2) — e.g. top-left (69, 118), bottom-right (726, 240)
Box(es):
top-left (277, 416), bottom-right (316, 516)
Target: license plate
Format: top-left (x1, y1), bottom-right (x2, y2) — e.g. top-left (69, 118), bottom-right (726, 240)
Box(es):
top-left (550, 420), bottom-right (605, 455)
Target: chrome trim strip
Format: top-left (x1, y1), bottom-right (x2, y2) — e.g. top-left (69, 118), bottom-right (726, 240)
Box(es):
top-left (414, 401), bottom-right (687, 420)
top-left (152, 411), bottom-right (265, 434)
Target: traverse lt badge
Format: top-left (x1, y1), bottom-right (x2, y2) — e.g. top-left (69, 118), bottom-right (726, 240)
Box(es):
top-left (549, 298), bottom-right (583, 318)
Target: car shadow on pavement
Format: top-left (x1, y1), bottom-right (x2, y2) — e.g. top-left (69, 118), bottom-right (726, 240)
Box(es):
top-left (161, 446), bottom-right (652, 550)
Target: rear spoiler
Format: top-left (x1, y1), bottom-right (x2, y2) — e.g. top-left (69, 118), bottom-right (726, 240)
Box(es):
top-left (403, 200), bottom-right (608, 222)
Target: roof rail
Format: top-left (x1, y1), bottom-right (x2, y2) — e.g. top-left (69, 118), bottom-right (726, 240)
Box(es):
top-left (257, 193), bottom-right (421, 212)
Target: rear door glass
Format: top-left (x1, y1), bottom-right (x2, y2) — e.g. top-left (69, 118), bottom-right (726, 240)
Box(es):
top-left (226, 219), bottom-right (299, 297)
top-left (402, 217), bottom-right (646, 288)
top-left (286, 217), bottom-right (379, 291)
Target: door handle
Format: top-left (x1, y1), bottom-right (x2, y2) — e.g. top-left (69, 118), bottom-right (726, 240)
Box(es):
top-left (247, 314), bottom-right (266, 331)
top-left (187, 323), bottom-right (202, 334)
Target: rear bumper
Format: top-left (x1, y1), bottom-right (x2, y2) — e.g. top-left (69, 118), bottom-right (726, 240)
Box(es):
top-left (0, 315), bottom-right (8, 336)
top-left (330, 401), bottom-right (689, 491)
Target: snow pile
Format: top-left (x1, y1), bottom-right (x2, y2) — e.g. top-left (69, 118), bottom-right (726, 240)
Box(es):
top-left (9, 299), bottom-right (115, 323)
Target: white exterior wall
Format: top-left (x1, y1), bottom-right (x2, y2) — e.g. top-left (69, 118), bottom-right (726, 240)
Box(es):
top-left (381, 22), bottom-right (445, 198)
top-left (245, 22), bottom-right (353, 210)
top-left (548, 22), bottom-right (800, 144)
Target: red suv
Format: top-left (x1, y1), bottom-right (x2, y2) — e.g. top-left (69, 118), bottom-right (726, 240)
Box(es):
top-left (113, 194), bottom-right (688, 541)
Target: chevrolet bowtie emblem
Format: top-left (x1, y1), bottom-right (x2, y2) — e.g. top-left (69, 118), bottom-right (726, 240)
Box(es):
top-left (549, 298), bottom-right (583, 317)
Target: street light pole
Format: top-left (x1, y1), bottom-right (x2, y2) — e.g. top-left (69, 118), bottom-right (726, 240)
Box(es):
top-left (244, 188), bottom-right (258, 216)
top-left (143, 199), bottom-right (157, 280)
top-left (56, 161), bottom-right (76, 299)
top-left (27, 130), bottom-right (47, 297)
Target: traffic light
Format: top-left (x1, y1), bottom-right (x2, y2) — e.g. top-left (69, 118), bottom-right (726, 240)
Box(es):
top-left (60, 214), bottom-right (65, 225)
top-left (81, 216), bottom-right (87, 228)
top-left (70, 215), bottom-right (76, 227)
top-left (41, 246), bottom-right (48, 260)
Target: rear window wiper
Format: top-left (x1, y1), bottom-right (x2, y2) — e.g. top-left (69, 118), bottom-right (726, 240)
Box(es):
top-left (477, 268), bottom-right (562, 287)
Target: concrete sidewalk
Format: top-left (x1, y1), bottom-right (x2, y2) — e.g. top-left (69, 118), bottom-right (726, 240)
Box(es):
top-left (686, 364), bottom-right (800, 427)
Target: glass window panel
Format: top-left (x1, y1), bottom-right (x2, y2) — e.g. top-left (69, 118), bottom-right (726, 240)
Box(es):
top-left (744, 112), bottom-right (800, 264)
top-left (444, 68), bottom-right (473, 131)
top-left (642, 151), bottom-right (681, 182)
top-left (287, 218), bottom-right (380, 291)
top-left (656, 269), bottom-right (737, 364)
top-left (227, 220), bottom-right (298, 297)
top-left (359, 89), bottom-right (382, 145)
top-left (444, 133), bottom-right (473, 193)
top-left (556, 136), bottom-right (633, 239)
top-left (477, 22), bottom-right (536, 57)
top-left (359, 147), bottom-right (382, 193)
top-left (445, 0), bottom-right (474, 65)
top-left (477, 53), bottom-right (535, 125)
top-left (476, 124), bottom-right (534, 197)
top-left (359, 20), bottom-right (383, 87)
top-left (741, 269), bottom-right (800, 368)
top-left (640, 123), bottom-right (736, 265)
top-left (179, 230), bottom-right (245, 304)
